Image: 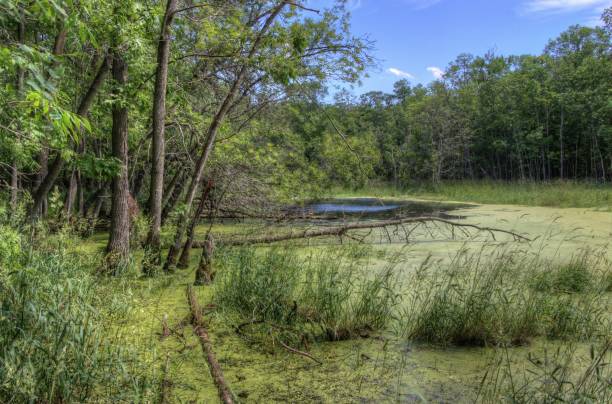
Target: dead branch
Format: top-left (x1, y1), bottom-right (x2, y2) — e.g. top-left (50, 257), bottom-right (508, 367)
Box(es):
top-left (192, 216), bottom-right (530, 248)
top-left (187, 286), bottom-right (234, 404)
top-left (160, 353), bottom-right (172, 404)
top-left (277, 338), bottom-right (322, 365)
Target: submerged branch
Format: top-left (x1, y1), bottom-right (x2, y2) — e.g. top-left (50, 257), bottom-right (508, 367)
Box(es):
top-left (187, 286), bottom-right (234, 404)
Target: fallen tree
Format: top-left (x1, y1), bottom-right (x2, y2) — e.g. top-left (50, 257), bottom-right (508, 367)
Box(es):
top-left (187, 286), bottom-right (234, 404)
top-left (191, 216), bottom-right (530, 248)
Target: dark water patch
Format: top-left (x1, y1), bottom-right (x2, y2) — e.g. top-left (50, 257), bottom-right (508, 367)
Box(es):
top-left (293, 198), bottom-right (469, 221)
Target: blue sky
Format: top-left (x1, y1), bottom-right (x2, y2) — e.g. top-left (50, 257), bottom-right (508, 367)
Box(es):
top-left (307, 0), bottom-right (611, 95)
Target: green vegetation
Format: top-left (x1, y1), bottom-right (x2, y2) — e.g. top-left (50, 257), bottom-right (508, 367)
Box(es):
top-left (0, 0), bottom-right (611, 402)
top-left (215, 247), bottom-right (400, 342)
top-left (0, 226), bottom-right (154, 402)
top-left (402, 246), bottom-right (609, 346)
top-left (333, 181), bottom-right (612, 208)
top-left (480, 342), bottom-right (612, 403)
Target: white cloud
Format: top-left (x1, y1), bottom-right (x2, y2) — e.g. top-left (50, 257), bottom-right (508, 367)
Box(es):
top-left (523, 0), bottom-right (611, 13)
top-left (346, 0), bottom-right (362, 11)
top-left (403, 0), bottom-right (443, 10)
top-left (388, 68), bottom-right (415, 79)
top-left (427, 66), bottom-right (444, 80)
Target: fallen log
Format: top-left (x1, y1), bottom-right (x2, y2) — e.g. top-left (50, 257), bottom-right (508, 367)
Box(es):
top-left (160, 353), bottom-right (172, 404)
top-left (191, 216), bottom-right (530, 248)
top-left (187, 286), bottom-right (234, 404)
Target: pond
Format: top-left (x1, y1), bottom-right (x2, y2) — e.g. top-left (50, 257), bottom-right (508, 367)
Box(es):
top-left (297, 197), bottom-right (466, 220)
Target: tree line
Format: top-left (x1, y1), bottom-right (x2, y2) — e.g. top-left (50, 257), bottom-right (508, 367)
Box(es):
top-left (282, 9), bottom-right (612, 186)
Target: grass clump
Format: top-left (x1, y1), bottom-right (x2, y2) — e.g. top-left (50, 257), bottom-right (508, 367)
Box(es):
top-left (0, 225), bottom-right (153, 403)
top-left (479, 341), bottom-right (612, 403)
top-left (215, 247), bottom-right (401, 343)
top-left (401, 247), bottom-right (609, 347)
top-left (532, 254), bottom-right (594, 293)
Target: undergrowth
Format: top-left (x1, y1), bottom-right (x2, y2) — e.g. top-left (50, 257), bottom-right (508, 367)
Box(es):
top-left (0, 217), bottom-right (155, 402)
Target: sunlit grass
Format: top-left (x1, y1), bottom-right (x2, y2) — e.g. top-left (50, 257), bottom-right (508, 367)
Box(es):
top-left (332, 181), bottom-right (612, 208)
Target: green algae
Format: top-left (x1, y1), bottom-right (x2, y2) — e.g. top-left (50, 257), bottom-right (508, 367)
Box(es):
top-left (80, 199), bottom-right (611, 403)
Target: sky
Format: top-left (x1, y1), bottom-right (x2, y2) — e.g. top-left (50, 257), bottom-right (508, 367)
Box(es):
top-left (307, 0), bottom-right (611, 96)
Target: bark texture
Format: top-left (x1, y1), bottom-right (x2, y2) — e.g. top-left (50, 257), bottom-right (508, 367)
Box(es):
top-left (187, 286), bottom-right (233, 404)
top-left (145, 0), bottom-right (178, 266)
top-left (105, 52), bottom-right (131, 273)
top-left (178, 179), bottom-right (213, 269)
top-left (194, 233), bottom-right (215, 285)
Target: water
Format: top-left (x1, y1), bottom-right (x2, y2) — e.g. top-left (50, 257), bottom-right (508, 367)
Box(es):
top-left (297, 198), bottom-right (465, 219)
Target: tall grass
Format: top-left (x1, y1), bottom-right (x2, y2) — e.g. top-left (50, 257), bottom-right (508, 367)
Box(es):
top-left (479, 341), bottom-right (612, 403)
top-left (333, 180), bottom-right (612, 208)
top-left (214, 247), bottom-right (401, 342)
top-left (400, 246), bottom-right (610, 346)
top-left (0, 224), bottom-right (153, 402)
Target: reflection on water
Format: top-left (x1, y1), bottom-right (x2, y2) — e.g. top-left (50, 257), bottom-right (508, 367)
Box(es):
top-left (298, 198), bottom-right (466, 220)
top-left (310, 202), bottom-right (400, 214)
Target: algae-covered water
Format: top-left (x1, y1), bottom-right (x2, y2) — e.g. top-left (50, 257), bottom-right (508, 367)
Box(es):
top-left (83, 198), bottom-right (611, 403)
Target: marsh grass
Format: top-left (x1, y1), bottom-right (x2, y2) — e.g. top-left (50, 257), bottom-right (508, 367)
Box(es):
top-left (214, 247), bottom-right (402, 343)
top-left (400, 245), bottom-right (610, 347)
top-left (479, 341), bottom-right (612, 403)
top-left (333, 180), bottom-right (612, 208)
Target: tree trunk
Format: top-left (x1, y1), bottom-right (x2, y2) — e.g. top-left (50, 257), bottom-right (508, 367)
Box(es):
top-left (64, 169), bottom-right (78, 218)
top-left (559, 108), bottom-right (564, 180)
top-left (29, 55), bottom-right (111, 220)
top-left (105, 52), bottom-right (130, 274)
top-left (161, 169), bottom-right (186, 225)
top-left (178, 179), bottom-right (213, 269)
top-left (163, 1), bottom-right (290, 271)
top-left (144, 0), bottom-right (178, 272)
top-left (194, 233), bottom-right (215, 285)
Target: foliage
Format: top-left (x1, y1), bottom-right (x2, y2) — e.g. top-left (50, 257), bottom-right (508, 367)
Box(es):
top-left (215, 247), bottom-right (401, 342)
top-left (0, 223), bottom-right (153, 402)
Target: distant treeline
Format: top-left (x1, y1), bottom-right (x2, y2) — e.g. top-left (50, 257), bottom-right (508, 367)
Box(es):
top-left (282, 20), bottom-right (612, 186)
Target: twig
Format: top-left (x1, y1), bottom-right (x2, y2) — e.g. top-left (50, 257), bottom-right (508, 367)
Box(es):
top-left (277, 338), bottom-right (322, 364)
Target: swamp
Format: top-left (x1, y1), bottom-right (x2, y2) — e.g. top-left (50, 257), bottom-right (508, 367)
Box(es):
top-left (1, 1), bottom-right (611, 403)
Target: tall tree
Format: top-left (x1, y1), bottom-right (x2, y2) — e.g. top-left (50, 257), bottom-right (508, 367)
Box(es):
top-left (105, 52), bottom-right (130, 273)
top-left (143, 0), bottom-right (179, 274)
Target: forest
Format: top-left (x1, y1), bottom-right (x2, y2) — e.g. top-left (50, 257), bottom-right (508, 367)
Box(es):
top-left (0, 0), bottom-right (611, 402)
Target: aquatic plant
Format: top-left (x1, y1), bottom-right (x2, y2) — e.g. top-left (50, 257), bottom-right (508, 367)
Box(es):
top-left (479, 341), bottom-right (612, 403)
top-left (214, 247), bottom-right (401, 343)
top-left (400, 246), bottom-right (609, 346)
